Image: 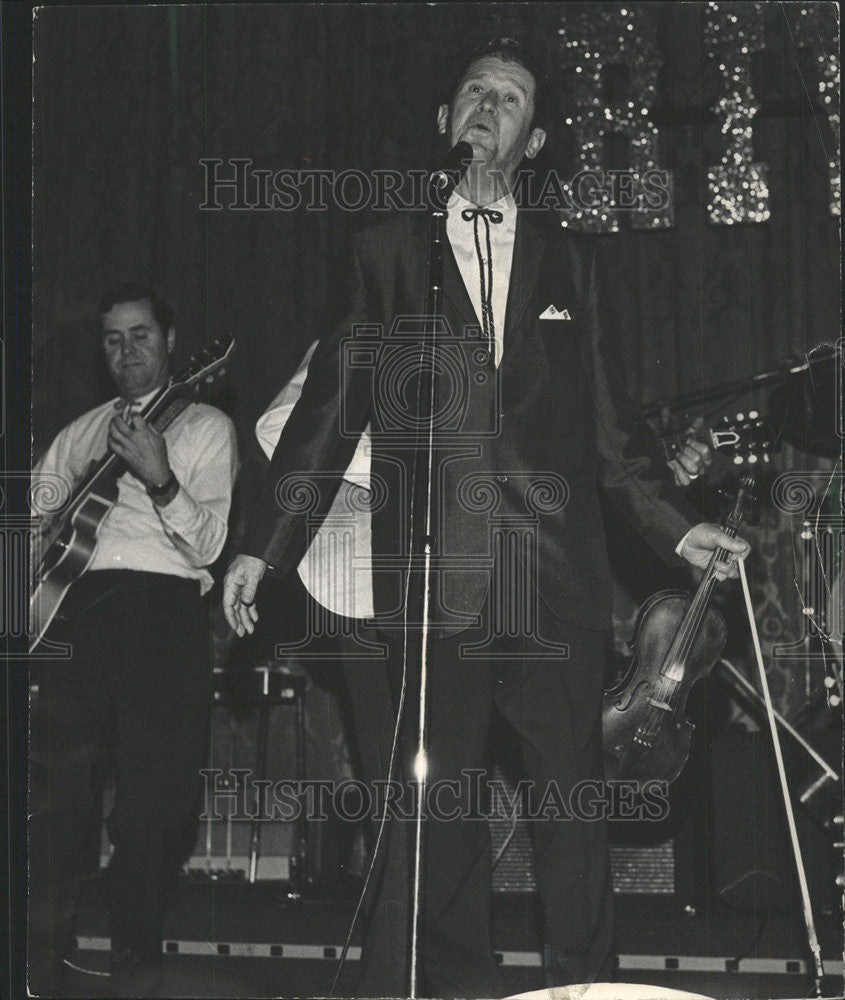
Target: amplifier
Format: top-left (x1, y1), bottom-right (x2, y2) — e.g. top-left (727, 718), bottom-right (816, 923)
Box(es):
top-left (488, 765), bottom-right (677, 895)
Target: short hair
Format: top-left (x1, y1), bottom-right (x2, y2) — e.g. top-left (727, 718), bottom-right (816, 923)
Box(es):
top-left (446, 37), bottom-right (549, 132)
top-left (97, 282), bottom-right (174, 335)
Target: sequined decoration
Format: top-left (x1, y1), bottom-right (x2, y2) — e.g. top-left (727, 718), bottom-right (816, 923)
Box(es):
top-left (790, 4), bottom-right (840, 217)
top-left (557, 6), bottom-right (673, 233)
top-left (704, 3), bottom-right (770, 225)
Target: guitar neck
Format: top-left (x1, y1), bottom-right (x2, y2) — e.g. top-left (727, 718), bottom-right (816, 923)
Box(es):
top-left (64, 387), bottom-right (191, 515)
top-left (44, 335), bottom-right (233, 524)
top-left (659, 410), bottom-right (773, 468)
top-left (660, 431), bottom-right (695, 461)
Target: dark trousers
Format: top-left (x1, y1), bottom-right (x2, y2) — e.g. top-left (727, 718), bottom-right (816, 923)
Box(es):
top-left (28, 570), bottom-right (210, 992)
top-left (337, 602), bottom-right (615, 999)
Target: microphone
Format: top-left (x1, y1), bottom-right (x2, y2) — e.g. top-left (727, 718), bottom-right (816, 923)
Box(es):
top-left (428, 141), bottom-right (474, 207)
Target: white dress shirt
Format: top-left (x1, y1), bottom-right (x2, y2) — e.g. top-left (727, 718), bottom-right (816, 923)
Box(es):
top-left (257, 344), bottom-right (374, 617)
top-left (34, 390), bottom-right (238, 595)
top-left (445, 190), bottom-right (517, 368)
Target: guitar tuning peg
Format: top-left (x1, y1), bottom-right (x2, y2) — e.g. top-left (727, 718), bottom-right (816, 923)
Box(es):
top-left (733, 455), bottom-right (743, 465)
top-left (736, 412), bottom-right (744, 421)
top-left (749, 410), bottom-right (758, 419)
top-left (747, 454), bottom-right (758, 464)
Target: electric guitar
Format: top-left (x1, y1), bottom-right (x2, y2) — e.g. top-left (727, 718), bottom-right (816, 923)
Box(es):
top-left (660, 410), bottom-right (775, 468)
top-left (29, 336), bottom-right (234, 649)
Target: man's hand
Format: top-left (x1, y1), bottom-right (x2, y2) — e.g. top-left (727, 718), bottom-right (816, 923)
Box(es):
top-left (108, 413), bottom-right (171, 487)
top-left (668, 417), bottom-right (712, 487)
top-left (679, 523), bottom-right (750, 580)
top-left (223, 554), bottom-right (268, 636)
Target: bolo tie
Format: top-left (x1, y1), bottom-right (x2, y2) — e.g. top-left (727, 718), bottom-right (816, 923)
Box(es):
top-left (461, 205), bottom-right (503, 357)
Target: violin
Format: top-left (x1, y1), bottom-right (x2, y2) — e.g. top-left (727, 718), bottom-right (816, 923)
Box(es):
top-left (602, 471), bottom-right (755, 786)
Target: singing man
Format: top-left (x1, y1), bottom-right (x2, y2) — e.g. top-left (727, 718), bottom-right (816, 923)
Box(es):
top-left (224, 38), bottom-right (746, 998)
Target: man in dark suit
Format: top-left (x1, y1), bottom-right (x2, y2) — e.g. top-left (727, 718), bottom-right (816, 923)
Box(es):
top-left (224, 38), bottom-right (747, 999)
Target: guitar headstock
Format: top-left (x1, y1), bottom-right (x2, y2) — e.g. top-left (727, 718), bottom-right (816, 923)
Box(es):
top-left (709, 410), bottom-right (775, 467)
top-left (171, 336), bottom-right (235, 391)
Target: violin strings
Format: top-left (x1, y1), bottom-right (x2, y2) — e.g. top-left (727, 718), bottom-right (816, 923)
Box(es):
top-left (635, 502), bottom-right (743, 750)
top-left (641, 553), bottom-right (724, 740)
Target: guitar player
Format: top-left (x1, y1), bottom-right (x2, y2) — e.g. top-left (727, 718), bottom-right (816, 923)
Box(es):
top-left (28, 283), bottom-right (238, 997)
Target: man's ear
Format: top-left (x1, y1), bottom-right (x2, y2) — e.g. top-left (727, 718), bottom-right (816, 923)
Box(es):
top-left (166, 327), bottom-right (176, 354)
top-left (437, 104), bottom-right (449, 136)
top-left (524, 127), bottom-right (547, 160)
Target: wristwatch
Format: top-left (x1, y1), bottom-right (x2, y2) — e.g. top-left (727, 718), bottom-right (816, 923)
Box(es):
top-left (146, 469), bottom-right (177, 498)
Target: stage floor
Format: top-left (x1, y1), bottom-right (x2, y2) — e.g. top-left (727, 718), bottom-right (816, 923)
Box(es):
top-left (56, 876), bottom-right (844, 999)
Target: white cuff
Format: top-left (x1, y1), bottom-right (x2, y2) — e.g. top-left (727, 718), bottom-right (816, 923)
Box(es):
top-left (675, 528), bottom-right (694, 557)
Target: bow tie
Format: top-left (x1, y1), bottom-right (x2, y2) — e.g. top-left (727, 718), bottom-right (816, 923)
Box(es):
top-left (461, 206), bottom-right (504, 225)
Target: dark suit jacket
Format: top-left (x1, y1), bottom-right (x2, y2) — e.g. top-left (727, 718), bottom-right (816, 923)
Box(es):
top-left (242, 210), bottom-right (696, 634)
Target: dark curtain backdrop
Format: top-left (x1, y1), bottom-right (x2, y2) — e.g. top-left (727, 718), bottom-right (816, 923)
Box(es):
top-left (32, 3), bottom-right (840, 716)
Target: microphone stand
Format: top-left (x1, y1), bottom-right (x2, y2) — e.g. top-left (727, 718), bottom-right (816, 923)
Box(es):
top-left (404, 152), bottom-right (470, 998)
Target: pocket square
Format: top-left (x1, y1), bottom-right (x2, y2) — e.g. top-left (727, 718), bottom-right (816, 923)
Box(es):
top-left (539, 304), bottom-right (571, 320)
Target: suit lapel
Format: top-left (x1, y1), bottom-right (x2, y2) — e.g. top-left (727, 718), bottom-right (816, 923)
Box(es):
top-left (503, 213), bottom-right (546, 354)
top-left (409, 211), bottom-right (478, 335)
top-left (442, 242), bottom-right (479, 334)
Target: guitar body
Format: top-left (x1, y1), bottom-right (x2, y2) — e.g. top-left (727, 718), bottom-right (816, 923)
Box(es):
top-left (30, 483), bottom-right (119, 648)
